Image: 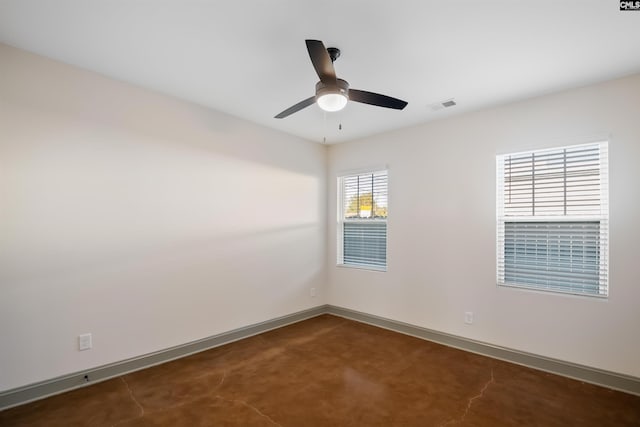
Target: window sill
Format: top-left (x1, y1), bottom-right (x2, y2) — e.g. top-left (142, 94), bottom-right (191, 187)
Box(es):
top-left (336, 263), bottom-right (387, 272)
top-left (497, 282), bottom-right (608, 299)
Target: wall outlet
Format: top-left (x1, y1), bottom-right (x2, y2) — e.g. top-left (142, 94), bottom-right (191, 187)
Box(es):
top-left (79, 333), bottom-right (92, 351)
top-left (464, 312), bottom-right (474, 325)
top-left (310, 287), bottom-right (316, 297)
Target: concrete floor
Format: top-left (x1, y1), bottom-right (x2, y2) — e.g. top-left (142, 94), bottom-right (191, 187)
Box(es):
top-left (1, 314), bottom-right (639, 426)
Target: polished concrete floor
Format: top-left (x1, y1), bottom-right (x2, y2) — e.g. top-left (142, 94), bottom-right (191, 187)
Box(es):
top-left (1, 314), bottom-right (639, 426)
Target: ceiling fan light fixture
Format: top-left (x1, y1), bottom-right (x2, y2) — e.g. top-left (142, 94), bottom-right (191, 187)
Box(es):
top-left (315, 79), bottom-right (350, 112)
top-left (317, 92), bottom-right (348, 112)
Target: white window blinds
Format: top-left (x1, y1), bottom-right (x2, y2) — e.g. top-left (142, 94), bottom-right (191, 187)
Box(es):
top-left (338, 170), bottom-right (388, 270)
top-left (496, 142), bottom-right (609, 297)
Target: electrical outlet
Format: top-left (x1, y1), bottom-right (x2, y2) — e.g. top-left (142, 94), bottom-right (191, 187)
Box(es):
top-left (310, 287), bottom-right (316, 297)
top-left (464, 312), bottom-right (474, 325)
top-left (79, 333), bottom-right (92, 351)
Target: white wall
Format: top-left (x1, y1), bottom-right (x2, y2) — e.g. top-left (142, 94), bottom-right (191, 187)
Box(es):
top-left (328, 73), bottom-right (640, 378)
top-left (0, 43), bottom-right (327, 391)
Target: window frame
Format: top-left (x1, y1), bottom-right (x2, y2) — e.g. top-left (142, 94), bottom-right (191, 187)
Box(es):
top-left (496, 142), bottom-right (609, 298)
top-left (337, 169), bottom-right (388, 272)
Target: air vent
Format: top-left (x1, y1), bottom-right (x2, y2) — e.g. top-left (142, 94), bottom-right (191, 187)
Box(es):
top-left (429, 98), bottom-right (457, 111)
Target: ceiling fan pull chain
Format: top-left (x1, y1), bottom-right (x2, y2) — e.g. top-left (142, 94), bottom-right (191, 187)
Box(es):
top-left (323, 110), bottom-right (327, 144)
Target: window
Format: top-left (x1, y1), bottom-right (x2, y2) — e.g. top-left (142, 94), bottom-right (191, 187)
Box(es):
top-left (496, 142), bottom-right (609, 297)
top-left (337, 170), bottom-right (388, 270)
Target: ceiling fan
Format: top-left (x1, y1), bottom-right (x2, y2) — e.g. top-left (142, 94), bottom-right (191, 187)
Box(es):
top-left (274, 40), bottom-right (408, 119)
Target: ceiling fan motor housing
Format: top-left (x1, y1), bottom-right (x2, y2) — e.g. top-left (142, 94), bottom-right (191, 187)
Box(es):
top-left (315, 78), bottom-right (349, 99)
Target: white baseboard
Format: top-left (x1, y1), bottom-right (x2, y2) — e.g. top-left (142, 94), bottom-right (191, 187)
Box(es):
top-left (2, 303), bottom-right (638, 411)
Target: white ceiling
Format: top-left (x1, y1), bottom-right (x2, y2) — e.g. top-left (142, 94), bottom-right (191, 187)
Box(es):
top-left (1, 1), bottom-right (639, 143)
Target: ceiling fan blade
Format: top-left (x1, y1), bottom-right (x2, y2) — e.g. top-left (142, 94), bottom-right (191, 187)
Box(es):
top-left (349, 89), bottom-right (408, 110)
top-left (274, 96), bottom-right (316, 119)
top-left (306, 40), bottom-right (337, 84)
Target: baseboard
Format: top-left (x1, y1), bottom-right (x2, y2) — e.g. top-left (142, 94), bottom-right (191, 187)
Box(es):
top-left (0, 305), bottom-right (328, 411)
top-left (2, 303), bottom-right (639, 411)
top-left (326, 305), bottom-right (640, 396)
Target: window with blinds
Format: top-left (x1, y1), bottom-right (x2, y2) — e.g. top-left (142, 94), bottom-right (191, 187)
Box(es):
top-left (337, 170), bottom-right (388, 270)
top-left (496, 142), bottom-right (609, 297)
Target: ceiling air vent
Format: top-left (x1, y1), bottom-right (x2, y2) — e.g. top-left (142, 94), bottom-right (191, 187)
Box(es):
top-left (429, 98), bottom-right (457, 111)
